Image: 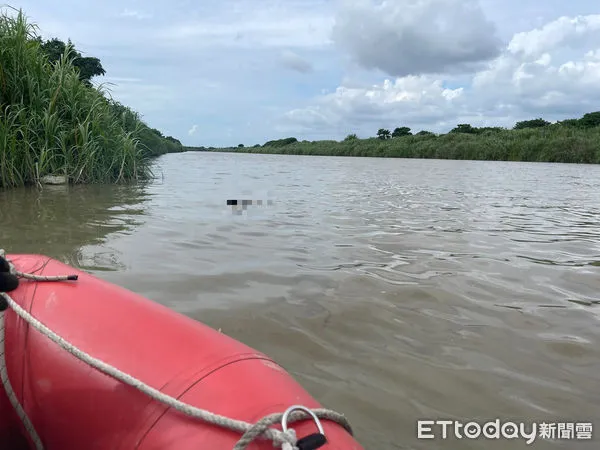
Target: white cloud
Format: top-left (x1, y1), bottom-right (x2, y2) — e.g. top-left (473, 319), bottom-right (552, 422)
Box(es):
top-left (282, 76), bottom-right (467, 136)
top-left (281, 14), bottom-right (600, 138)
top-left (507, 15), bottom-right (600, 57)
top-left (331, 0), bottom-right (502, 77)
top-left (188, 124), bottom-right (198, 136)
top-left (472, 14), bottom-right (600, 115)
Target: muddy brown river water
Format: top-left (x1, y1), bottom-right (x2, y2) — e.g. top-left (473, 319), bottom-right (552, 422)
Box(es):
top-left (1, 152), bottom-right (599, 449)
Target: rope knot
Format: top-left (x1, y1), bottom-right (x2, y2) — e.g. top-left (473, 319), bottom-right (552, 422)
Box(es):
top-left (278, 429), bottom-right (297, 450)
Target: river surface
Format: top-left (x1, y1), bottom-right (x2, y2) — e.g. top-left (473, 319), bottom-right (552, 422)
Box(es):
top-left (1, 152), bottom-right (600, 449)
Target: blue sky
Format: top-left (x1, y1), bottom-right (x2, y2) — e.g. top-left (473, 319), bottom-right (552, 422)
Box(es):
top-left (9, 0), bottom-right (600, 147)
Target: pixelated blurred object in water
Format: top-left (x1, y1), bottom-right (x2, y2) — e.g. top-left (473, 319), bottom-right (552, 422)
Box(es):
top-left (227, 199), bottom-right (274, 215)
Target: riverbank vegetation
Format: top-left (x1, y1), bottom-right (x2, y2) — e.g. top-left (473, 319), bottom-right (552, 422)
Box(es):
top-left (198, 112), bottom-right (600, 164)
top-left (0, 8), bottom-right (182, 189)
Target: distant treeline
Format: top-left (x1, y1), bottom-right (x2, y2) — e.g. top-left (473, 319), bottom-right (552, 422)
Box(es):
top-left (185, 112), bottom-right (600, 164)
top-left (0, 8), bottom-right (182, 189)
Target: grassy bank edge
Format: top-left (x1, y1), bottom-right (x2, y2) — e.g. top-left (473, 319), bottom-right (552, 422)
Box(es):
top-left (183, 123), bottom-right (600, 164)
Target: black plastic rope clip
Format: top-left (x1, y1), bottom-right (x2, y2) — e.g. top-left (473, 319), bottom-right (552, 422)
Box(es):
top-left (297, 433), bottom-right (327, 450)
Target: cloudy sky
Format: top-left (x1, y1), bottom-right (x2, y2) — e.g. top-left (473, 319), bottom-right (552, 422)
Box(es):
top-left (11, 0), bottom-right (600, 147)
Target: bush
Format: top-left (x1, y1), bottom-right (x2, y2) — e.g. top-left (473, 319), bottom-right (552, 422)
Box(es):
top-left (0, 8), bottom-right (182, 189)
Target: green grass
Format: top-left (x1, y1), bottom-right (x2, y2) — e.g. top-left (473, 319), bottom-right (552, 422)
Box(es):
top-left (197, 118), bottom-right (600, 165)
top-left (0, 8), bottom-right (182, 189)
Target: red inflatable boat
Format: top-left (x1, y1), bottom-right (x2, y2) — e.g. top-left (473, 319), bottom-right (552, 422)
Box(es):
top-left (0, 254), bottom-right (362, 450)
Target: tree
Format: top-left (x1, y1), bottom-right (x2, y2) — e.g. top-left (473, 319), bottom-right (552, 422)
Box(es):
top-left (38, 37), bottom-right (106, 85)
top-left (344, 133), bottom-right (358, 141)
top-left (166, 136), bottom-right (182, 145)
top-left (377, 128), bottom-right (391, 140)
top-left (238, 144), bottom-right (244, 148)
top-left (579, 112), bottom-right (600, 128)
top-left (450, 124), bottom-right (478, 134)
top-left (558, 119), bottom-right (580, 127)
top-left (478, 127), bottom-right (505, 133)
top-left (392, 127), bottom-right (411, 137)
top-left (416, 130), bottom-right (435, 136)
top-left (514, 118), bottom-right (550, 130)
top-left (263, 137), bottom-right (298, 147)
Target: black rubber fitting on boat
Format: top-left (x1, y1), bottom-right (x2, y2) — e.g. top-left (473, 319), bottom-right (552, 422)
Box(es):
top-left (0, 257), bottom-right (10, 273)
top-left (0, 272), bottom-right (19, 296)
top-left (297, 433), bottom-right (327, 450)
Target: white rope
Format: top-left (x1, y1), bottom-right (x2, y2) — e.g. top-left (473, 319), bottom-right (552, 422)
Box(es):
top-left (0, 312), bottom-right (44, 450)
top-left (0, 251), bottom-right (353, 450)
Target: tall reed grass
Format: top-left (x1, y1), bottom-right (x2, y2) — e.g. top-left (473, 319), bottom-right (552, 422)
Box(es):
top-left (0, 8), bottom-right (161, 189)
